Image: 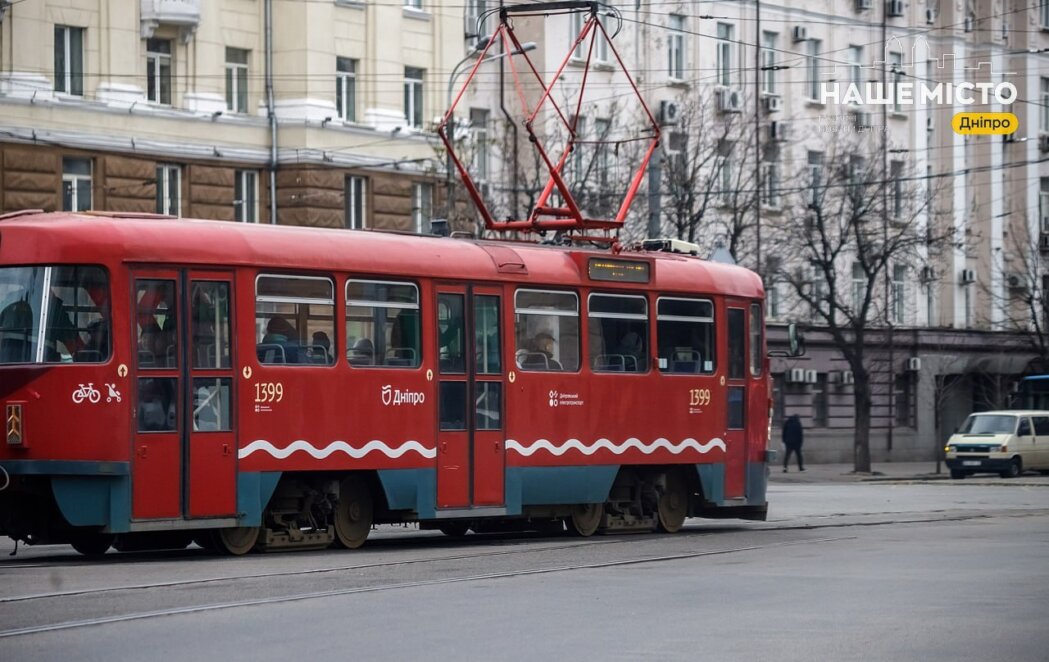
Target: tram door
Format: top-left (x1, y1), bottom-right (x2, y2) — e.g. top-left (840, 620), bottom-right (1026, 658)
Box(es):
top-left (724, 303), bottom-right (749, 500)
top-left (434, 285), bottom-right (506, 510)
top-left (131, 270), bottom-right (237, 520)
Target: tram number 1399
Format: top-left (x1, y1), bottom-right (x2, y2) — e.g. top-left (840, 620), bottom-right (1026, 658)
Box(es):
top-left (689, 389), bottom-right (711, 406)
top-left (255, 382), bottom-right (284, 403)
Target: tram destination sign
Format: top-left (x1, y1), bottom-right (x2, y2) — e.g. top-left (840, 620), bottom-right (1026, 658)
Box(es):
top-left (588, 258), bottom-right (650, 284)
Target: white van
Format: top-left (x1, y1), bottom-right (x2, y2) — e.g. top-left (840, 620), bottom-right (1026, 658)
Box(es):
top-left (945, 411), bottom-right (1049, 479)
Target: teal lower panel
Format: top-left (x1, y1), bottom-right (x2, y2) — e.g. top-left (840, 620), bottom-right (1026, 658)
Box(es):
top-left (4, 460), bottom-right (128, 476)
top-left (505, 466), bottom-right (619, 513)
top-left (694, 464), bottom-right (725, 504)
top-left (746, 462), bottom-right (769, 506)
top-left (52, 476), bottom-right (131, 532)
top-left (236, 472), bottom-right (282, 527)
top-left (377, 469), bottom-right (436, 519)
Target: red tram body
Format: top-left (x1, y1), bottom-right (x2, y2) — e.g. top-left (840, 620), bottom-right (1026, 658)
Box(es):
top-left (0, 211), bottom-right (771, 555)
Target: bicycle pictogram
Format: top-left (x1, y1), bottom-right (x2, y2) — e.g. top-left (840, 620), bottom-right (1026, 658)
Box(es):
top-left (72, 383), bottom-right (101, 404)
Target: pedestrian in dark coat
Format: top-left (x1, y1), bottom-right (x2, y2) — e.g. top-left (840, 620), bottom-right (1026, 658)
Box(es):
top-left (782, 414), bottom-right (805, 472)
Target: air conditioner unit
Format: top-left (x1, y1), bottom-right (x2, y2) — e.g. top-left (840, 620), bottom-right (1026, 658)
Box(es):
top-left (805, 369), bottom-right (819, 384)
top-left (920, 266), bottom-right (936, 282)
top-left (1039, 134), bottom-right (1049, 153)
top-left (1006, 272), bottom-right (1027, 290)
top-left (1040, 232), bottom-right (1049, 253)
top-left (907, 357), bottom-right (922, 371)
top-left (786, 367), bottom-right (807, 383)
top-left (887, 0), bottom-right (905, 17)
top-left (717, 88), bottom-right (744, 113)
top-left (856, 0), bottom-right (872, 11)
top-left (925, 8), bottom-right (936, 24)
top-left (792, 26), bottom-right (808, 43)
top-left (832, 370), bottom-right (855, 385)
top-left (659, 100), bottom-right (680, 126)
top-left (960, 268), bottom-right (976, 284)
top-left (769, 121), bottom-right (790, 142)
top-left (763, 94), bottom-right (783, 113)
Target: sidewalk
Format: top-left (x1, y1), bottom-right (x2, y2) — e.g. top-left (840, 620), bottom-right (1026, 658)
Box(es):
top-left (771, 461), bottom-right (954, 484)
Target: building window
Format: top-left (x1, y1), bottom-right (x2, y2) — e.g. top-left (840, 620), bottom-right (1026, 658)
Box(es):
top-left (404, 67), bottom-right (424, 129)
top-left (812, 373), bottom-right (827, 427)
top-left (810, 273), bottom-right (826, 321)
top-left (761, 32), bottom-right (777, 94)
top-left (1042, 78), bottom-right (1049, 132)
top-left (761, 151), bottom-right (780, 208)
top-left (667, 15), bottom-right (684, 80)
top-left (718, 139), bottom-right (735, 205)
top-left (345, 175), bottom-right (366, 229)
top-left (572, 11), bottom-right (608, 62)
top-left (893, 264), bottom-right (906, 324)
top-left (470, 108), bottom-right (489, 181)
top-left (146, 38), bottom-right (172, 105)
top-left (852, 262), bottom-right (867, 309)
top-left (891, 160), bottom-right (905, 219)
top-left (466, 0), bottom-right (489, 45)
top-left (225, 48), bottom-right (249, 113)
top-left (571, 115), bottom-right (588, 183)
top-left (595, 118), bottom-right (610, 188)
top-left (155, 164), bottom-right (181, 216)
top-left (54, 26), bottom-right (85, 96)
top-left (894, 374), bottom-right (913, 427)
top-left (412, 182), bottom-right (433, 233)
top-left (404, 0), bottom-right (422, 8)
top-left (1042, 0), bottom-right (1049, 28)
top-left (716, 23), bottom-right (734, 87)
top-left (1041, 178), bottom-right (1049, 233)
top-left (235, 170), bottom-right (259, 223)
top-left (807, 39), bottom-right (821, 101)
top-left (889, 52), bottom-right (906, 113)
top-left (849, 45), bottom-right (863, 87)
top-left (62, 157), bottom-right (92, 211)
top-left (336, 57), bottom-right (357, 122)
top-left (807, 151), bottom-right (824, 208)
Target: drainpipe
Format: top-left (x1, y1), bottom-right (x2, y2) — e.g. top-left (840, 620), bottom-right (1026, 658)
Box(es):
top-left (265, 0), bottom-right (278, 224)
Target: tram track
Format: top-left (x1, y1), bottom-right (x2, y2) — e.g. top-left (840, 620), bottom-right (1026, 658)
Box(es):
top-left (0, 535), bottom-right (854, 639)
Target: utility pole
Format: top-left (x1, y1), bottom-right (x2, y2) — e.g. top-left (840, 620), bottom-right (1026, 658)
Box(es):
top-left (753, 0), bottom-right (762, 274)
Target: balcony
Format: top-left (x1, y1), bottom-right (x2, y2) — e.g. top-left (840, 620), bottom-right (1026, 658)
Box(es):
top-left (141, 0), bottom-right (201, 43)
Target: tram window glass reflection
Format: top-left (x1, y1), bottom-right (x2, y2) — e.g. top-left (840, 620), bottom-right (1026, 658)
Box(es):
top-left (255, 274), bottom-right (335, 365)
top-left (475, 382), bottom-right (502, 430)
top-left (727, 308), bottom-right (745, 379)
top-left (0, 265), bottom-right (110, 364)
top-left (437, 293), bottom-right (465, 374)
top-left (589, 293), bottom-right (648, 373)
top-left (656, 297), bottom-right (715, 374)
top-left (192, 282), bottom-right (231, 369)
top-left (439, 381), bottom-right (467, 430)
top-left (475, 295), bottom-right (500, 374)
top-left (193, 377), bottom-right (231, 431)
top-left (138, 377), bottom-right (178, 432)
top-left (346, 280), bottom-right (420, 368)
top-left (750, 303), bottom-right (763, 377)
top-left (136, 279), bottom-right (178, 368)
top-left (514, 289), bottom-right (579, 372)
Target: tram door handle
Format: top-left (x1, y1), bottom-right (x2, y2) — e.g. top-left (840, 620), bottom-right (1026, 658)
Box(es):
top-left (440, 441), bottom-right (448, 454)
top-left (222, 444), bottom-right (231, 457)
top-left (137, 446), bottom-right (147, 459)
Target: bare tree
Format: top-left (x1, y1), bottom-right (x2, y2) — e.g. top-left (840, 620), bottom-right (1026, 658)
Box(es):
top-left (984, 219), bottom-right (1049, 372)
top-left (770, 131), bottom-right (951, 473)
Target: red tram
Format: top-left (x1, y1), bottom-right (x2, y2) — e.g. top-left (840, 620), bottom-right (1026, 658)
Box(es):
top-left (0, 210), bottom-right (774, 555)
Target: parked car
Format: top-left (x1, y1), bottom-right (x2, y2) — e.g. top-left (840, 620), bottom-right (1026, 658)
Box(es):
top-left (945, 411), bottom-right (1049, 479)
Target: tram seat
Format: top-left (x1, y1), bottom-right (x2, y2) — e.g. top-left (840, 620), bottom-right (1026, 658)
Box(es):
top-left (257, 343), bottom-right (287, 364)
top-left (518, 352), bottom-right (550, 370)
top-left (138, 349), bottom-right (156, 367)
top-left (75, 350), bottom-right (102, 363)
top-left (165, 345), bottom-right (178, 367)
top-left (670, 349), bottom-right (701, 373)
top-left (594, 354), bottom-right (627, 372)
top-left (386, 347), bottom-right (416, 367)
top-left (306, 345), bottom-right (329, 364)
top-left (0, 338), bottom-right (32, 363)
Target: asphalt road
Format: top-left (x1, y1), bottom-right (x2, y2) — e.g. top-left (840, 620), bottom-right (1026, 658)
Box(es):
top-left (1, 481), bottom-right (1047, 661)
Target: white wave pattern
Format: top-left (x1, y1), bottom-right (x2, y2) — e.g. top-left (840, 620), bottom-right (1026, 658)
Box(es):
top-left (505, 437), bottom-right (727, 458)
top-left (239, 439), bottom-right (436, 460)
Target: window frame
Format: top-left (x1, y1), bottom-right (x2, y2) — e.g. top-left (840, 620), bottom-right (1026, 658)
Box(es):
top-left (667, 15), bottom-right (685, 80)
top-left (588, 291), bottom-right (650, 374)
top-left (62, 157), bottom-right (92, 212)
top-left (54, 25), bottom-right (84, 96)
top-left (146, 38), bottom-right (173, 105)
top-left (716, 23), bottom-right (734, 88)
top-left (336, 56), bottom-right (358, 122)
top-left (514, 288), bottom-right (580, 373)
top-left (345, 278), bottom-right (421, 369)
top-left (412, 182), bottom-right (433, 233)
top-left (254, 273), bottom-right (336, 367)
top-left (225, 47), bottom-right (249, 113)
top-left (656, 296), bottom-right (716, 375)
top-left (404, 67), bottom-right (425, 129)
top-left (156, 164), bottom-right (182, 217)
top-left (235, 169), bottom-right (259, 223)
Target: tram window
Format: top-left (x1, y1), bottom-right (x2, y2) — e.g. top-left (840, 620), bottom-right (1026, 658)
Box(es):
top-left (138, 377), bottom-right (178, 432)
top-left (439, 381), bottom-right (467, 430)
top-left (346, 280), bottom-right (421, 368)
top-left (727, 308), bottom-right (745, 379)
top-left (656, 297), bottom-right (714, 375)
top-left (255, 274), bottom-right (335, 366)
top-left (192, 377), bottom-right (231, 431)
top-left (437, 294), bottom-right (466, 374)
top-left (137, 279), bottom-right (178, 368)
top-left (514, 289), bottom-right (579, 372)
top-left (0, 265), bottom-right (111, 364)
top-left (475, 295), bottom-right (501, 374)
top-left (588, 293), bottom-right (648, 373)
top-left (191, 282), bottom-right (231, 369)
top-left (750, 303), bottom-right (763, 377)
top-left (727, 386), bottom-right (745, 429)
top-left (475, 382), bottom-right (502, 430)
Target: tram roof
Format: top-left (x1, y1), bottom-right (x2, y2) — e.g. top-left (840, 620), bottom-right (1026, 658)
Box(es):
top-left (0, 212), bottom-right (763, 298)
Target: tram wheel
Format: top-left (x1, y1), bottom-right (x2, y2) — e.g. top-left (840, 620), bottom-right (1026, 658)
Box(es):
top-left (333, 477), bottom-right (373, 549)
top-left (566, 503), bottom-right (603, 537)
top-left (70, 533), bottom-right (114, 557)
top-left (657, 469), bottom-right (689, 533)
top-left (213, 526), bottom-right (260, 556)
